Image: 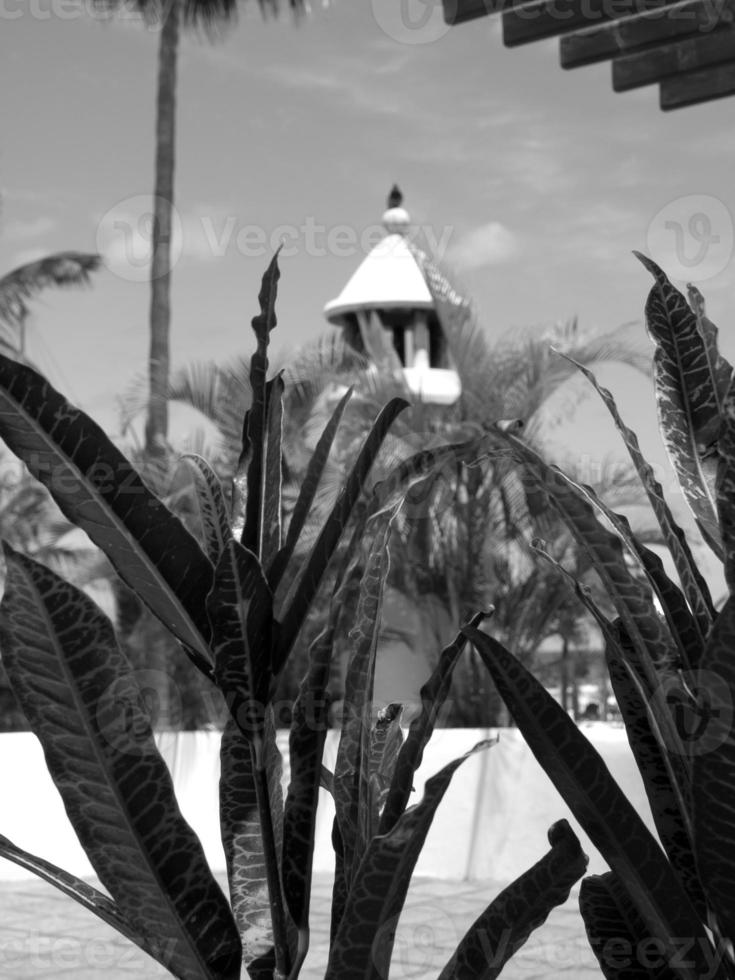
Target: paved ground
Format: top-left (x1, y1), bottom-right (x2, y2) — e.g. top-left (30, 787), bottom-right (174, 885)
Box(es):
top-left (0, 872), bottom-right (601, 979)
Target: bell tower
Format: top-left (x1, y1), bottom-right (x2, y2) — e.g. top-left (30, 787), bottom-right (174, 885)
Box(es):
top-left (323, 187), bottom-right (462, 406)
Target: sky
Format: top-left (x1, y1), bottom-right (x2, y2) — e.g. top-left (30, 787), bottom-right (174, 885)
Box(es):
top-left (2, 0), bottom-right (735, 527)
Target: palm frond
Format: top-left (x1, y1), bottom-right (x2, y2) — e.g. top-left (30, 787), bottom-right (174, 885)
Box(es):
top-left (90, 0), bottom-right (303, 33)
top-left (0, 252), bottom-right (101, 332)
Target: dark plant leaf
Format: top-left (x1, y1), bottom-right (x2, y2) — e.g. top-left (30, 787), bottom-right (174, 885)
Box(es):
top-left (636, 253), bottom-right (731, 559)
top-left (178, 453), bottom-right (232, 567)
top-left (437, 820), bottom-right (588, 980)
top-left (0, 833), bottom-right (156, 956)
top-left (0, 355), bottom-right (215, 671)
top-left (580, 872), bottom-right (682, 980)
top-left (333, 511), bottom-right (394, 902)
top-left (493, 427), bottom-right (676, 694)
top-left (379, 612), bottom-right (487, 835)
top-left (716, 377), bottom-right (735, 593)
top-left (268, 386), bottom-right (353, 592)
top-left (465, 625), bottom-right (716, 980)
top-left (560, 352), bottom-right (715, 639)
top-left (692, 593), bottom-right (735, 949)
top-left (274, 397), bottom-right (408, 674)
top-left (261, 372), bottom-right (284, 570)
top-left (368, 435), bottom-right (502, 517)
top-left (208, 539), bottom-right (272, 743)
top-left (367, 702), bottom-right (404, 837)
top-left (219, 710), bottom-right (285, 976)
top-left (282, 623), bottom-right (333, 967)
top-left (531, 540), bottom-right (620, 648)
top-left (0, 546), bottom-right (240, 980)
top-left (240, 254), bottom-right (280, 558)
top-left (572, 479), bottom-right (703, 671)
top-left (324, 739), bottom-right (495, 980)
top-left (605, 626), bottom-right (707, 921)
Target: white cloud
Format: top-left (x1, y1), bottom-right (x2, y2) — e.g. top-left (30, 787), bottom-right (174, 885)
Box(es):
top-left (446, 222), bottom-right (520, 271)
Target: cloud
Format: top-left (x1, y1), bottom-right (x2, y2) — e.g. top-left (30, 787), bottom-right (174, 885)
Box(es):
top-left (446, 222), bottom-right (520, 271)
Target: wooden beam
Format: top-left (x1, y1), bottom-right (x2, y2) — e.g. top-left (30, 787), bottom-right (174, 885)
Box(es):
top-left (612, 28), bottom-right (735, 89)
top-left (443, 0), bottom-right (514, 24)
top-left (560, 0), bottom-right (735, 68)
top-left (502, 0), bottom-right (680, 46)
top-left (660, 59), bottom-right (735, 104)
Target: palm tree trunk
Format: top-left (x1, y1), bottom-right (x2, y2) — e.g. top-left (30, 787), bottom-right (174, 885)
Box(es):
top-left (146, 0), bottom-right (180, 455)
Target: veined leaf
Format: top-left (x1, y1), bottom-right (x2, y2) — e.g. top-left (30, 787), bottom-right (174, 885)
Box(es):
top-left (437, 820), bottom-right (588, 980)
top-left (580, 872), bottom-right (681, 980)
top-left (210, 539), bottom-right (291, 976)
top-left (324, 739), bottom-right (495, 980)
top-left (268, 386), bottom-right (353, 592)
top-left (0, 355), bottom-right (214, 671)
top-left (274, 397), bottom-right (408, 674)
top-left (367, 702), bottom-right (404, 838)
top-left (636, 253), bottom-right (731, 560)
top-left (531, 540), bottom-right (619, 648)
top-left (0, 834), bottom-right (156, 956)
top-left (262, 372), bottom-right (284, 571)
top-left (494, 427), bottom-right (676, 694)
top-left (716, 377), bottom-right (735, 592)
top-left (178, 454), bottom-right (232, 567)
top-left (240, 255), bottom-right (280, 560)
top-left (379, 613), bottom-right (487, 836)
top-left (0, 546), bottom-right (240, 980)
top-left (560, 352), bottom-right (715, 639)
top-left (464, 625), bottom-right (716, 980)
top-left (572, 479), bottom-right (703, 671)
top-left (692, 594), bottom-right (735, 947)
top-left (333, 510), bottom-right (394, 904)
top-left (219, 710), bottom-right (285, 977)
top-left (605, 627), bottom-right (707, 921)
top-left (686, 280), bottom-right (734, 436)
top-left (282, 623), bottom-right (333, 969)
top-left (368, 435), bottom-right (501, 517)
top-left (208, 539), bottom-right (272, 745)
top-left (330, 819), bottom-right (348, 946)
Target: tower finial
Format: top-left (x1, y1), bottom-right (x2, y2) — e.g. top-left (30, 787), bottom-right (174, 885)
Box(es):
top-left (382, 185), bottom-right (410, 235)
top-left (387, 184), bottom-right (403, 209)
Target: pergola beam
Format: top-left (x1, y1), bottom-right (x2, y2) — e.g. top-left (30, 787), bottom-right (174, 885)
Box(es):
top-left (660, 59), bottom-right (735, 105)
top-left (612, 28), bottom-right (735, 90)
top-left (559, 0), bottom-right (735, 67)
top-left (503, 0), bottom-right (681, 46)
top-left (445, 0), bottom-right (735, 107)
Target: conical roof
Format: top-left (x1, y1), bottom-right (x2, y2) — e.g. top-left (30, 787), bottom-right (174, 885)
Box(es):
top-left (324, 187), bottom-right (434, 323)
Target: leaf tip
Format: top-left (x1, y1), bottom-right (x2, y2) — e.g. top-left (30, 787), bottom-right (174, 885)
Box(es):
top-left (633, 250), bottom-right (667, 285)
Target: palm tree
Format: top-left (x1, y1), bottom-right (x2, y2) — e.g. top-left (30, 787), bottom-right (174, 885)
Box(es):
top-left (0, 252), bottom-right (101, 360)
top-left (131, 287), bottom-right (653, 723)
top-left (93, 0), bottom-right (302, 456)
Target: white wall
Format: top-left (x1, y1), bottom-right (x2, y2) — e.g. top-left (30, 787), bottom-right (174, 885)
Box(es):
top-left (0, 725), bottom-right (655, 884)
